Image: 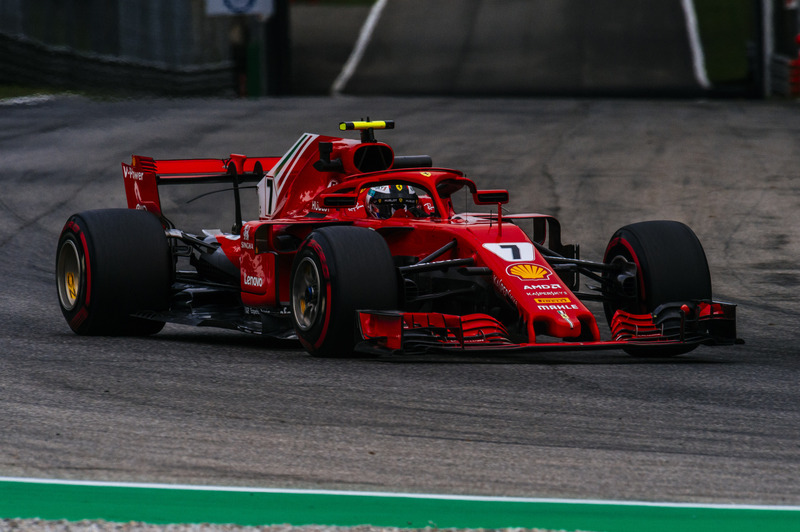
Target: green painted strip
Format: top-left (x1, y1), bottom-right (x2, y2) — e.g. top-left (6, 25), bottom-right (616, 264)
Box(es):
top-left (0, 479), bottom-right (798, 532)
top-left (272, 133), bottom-right (313, 177)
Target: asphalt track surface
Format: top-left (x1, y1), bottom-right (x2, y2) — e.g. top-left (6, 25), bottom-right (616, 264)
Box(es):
top-left (344, 0), bottom-right (700, 95)
top-left (1, 95), bottom-right (799, 508)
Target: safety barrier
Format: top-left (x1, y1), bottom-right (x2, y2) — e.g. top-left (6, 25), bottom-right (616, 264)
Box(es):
top-left (0, 32), bottom-right (232, 96)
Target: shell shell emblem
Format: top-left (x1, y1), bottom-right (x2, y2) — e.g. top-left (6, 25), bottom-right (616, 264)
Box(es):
top-left (507, 263), bottom-right (552, 280)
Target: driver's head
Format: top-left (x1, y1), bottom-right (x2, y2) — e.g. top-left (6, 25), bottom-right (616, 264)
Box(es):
top-left (366, 184), bottom-right (418, 219)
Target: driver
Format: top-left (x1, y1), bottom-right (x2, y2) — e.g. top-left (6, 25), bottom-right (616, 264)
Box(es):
top-left (366, 184), bottom-right (419, 219)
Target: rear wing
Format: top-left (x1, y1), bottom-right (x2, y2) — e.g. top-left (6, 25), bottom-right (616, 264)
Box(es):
top-left (121, 154), bottom-right (280, 218)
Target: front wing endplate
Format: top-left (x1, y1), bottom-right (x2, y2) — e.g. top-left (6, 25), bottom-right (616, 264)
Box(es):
top-left (356, 301), bottom-right (740, 355)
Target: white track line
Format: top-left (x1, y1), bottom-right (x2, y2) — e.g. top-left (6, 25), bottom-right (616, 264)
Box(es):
top-left (333, 0), bottom-right (711, 93)
top-left (1, 476), bottom-right (799, 511)
top-left (0, 94), bottom-right (56, 106)
top-left (681, 0), bottom-right (711, 89)
top-left (331, 0), bottom-right (388, 95)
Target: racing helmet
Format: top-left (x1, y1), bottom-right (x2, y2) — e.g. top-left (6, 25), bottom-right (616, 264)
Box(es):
top-left (366, 184), bottom-right (419, 219)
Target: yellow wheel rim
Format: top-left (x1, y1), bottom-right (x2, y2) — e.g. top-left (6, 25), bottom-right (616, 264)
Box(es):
top-left (57, 239), bottom-right (82, 311)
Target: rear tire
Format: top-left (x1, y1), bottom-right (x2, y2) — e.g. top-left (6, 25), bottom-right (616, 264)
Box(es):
top-left (603, 220), bottom-right (711, 356)
top-left (290, 226), bottom-right (398, 357)
top-left (56, 209), bottom-right (171, 335)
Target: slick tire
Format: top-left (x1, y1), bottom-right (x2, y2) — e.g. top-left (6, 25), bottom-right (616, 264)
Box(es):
top-left (56, 209), bottom-right (171, 336)
top-left (290, 226), bottom-right (398, 357)
top-left (603, 220), bottom-right (712, 356)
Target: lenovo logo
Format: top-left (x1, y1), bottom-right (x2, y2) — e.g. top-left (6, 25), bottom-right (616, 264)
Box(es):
top-left (243, 275), bottom-right (263, 287)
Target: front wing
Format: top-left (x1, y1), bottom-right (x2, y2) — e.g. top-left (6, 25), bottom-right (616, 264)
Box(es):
top-left (356, 301), bottom-right (740, 355)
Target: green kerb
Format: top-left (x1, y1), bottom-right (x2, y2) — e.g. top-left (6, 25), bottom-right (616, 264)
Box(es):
top-left (1, 480), bottom-right (798, 532)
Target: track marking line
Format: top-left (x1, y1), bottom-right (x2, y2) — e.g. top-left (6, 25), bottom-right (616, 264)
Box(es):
top-left (331, 0), bottom-right (388, 95)
top-left (0, 95), bottom-right (56, 106)
top-left (681, 0), bottom-right (711, 89)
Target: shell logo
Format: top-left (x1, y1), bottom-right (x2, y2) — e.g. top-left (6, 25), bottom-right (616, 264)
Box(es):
top-left (507, 263), bottom-right (551, 280)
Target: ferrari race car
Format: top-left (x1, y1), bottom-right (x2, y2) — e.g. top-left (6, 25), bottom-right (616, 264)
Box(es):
top-left (56, 120), bottom-right (740, 357)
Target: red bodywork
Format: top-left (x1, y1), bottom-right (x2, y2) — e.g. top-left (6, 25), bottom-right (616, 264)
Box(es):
top-left (121, 125), bottom-right (738, 355)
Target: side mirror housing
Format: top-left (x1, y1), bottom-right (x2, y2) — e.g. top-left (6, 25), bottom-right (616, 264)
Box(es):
top-left (474, 190), bottom-right (509, 205)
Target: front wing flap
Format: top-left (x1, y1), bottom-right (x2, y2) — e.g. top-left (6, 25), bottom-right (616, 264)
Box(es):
top-left (356, 301), bottom-right (740, 355)
top-left (610, 300), bottom-right (738, 347)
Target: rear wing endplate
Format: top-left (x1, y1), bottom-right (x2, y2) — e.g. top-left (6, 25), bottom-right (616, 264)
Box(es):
top-left (122, 154), bottom-right (280, 218)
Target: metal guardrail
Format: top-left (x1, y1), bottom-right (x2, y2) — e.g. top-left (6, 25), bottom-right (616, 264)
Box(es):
top-left (0, 32), bottom-right (233, 96)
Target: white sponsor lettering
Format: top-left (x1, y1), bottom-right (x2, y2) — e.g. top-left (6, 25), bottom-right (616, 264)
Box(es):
top-left (243, 274), bottom-right (263, 287)
top-left (525, 291), bottom-right (568, 297)
top-left (123, 166), bottom-right (144, 181)
top-left (311, 200), bottom-right (329, 212)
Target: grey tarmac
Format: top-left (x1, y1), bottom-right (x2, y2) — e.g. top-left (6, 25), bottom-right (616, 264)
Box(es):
top-left (0, 96), bottom-right (798, 521)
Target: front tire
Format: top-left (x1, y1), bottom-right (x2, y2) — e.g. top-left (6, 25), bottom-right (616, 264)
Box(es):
top-left (56, 209), bottom-right (171, 335)
top-left (290, 226), bottom-right (398, 357)
top-left (603, 220), bottom-right (711, 356)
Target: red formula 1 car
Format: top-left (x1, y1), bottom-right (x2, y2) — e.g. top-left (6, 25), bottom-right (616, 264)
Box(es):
top-left (56, 120), bottom-right (740, 357)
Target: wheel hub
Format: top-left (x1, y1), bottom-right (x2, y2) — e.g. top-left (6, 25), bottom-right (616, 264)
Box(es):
top-left (292, 257), bottom-right (323, 331)
top-left (57, 239), bottom-right (82, 311)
